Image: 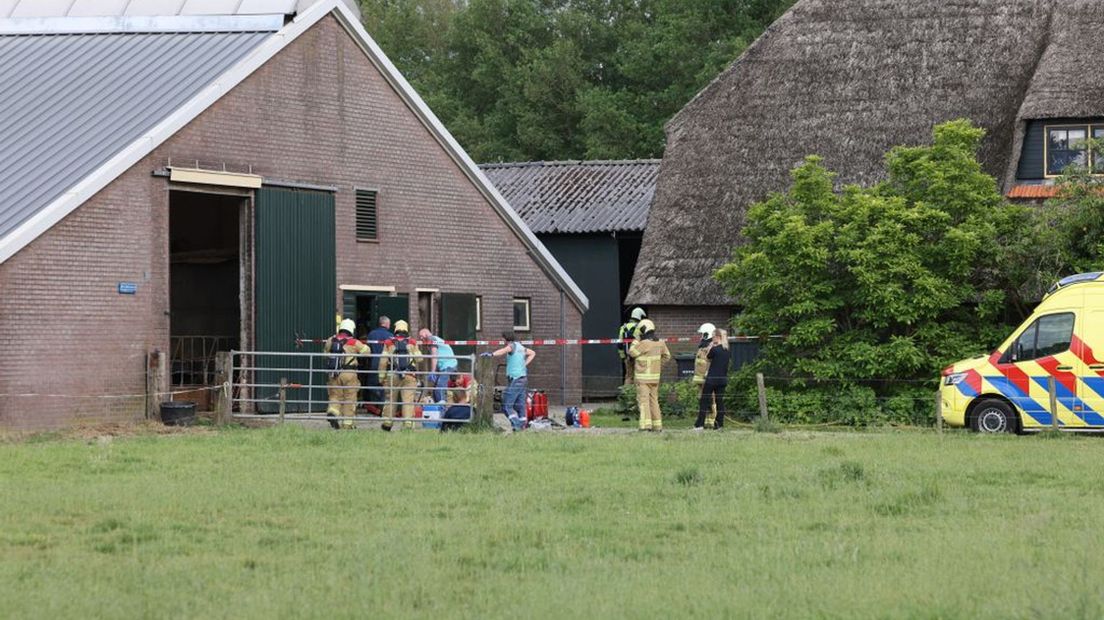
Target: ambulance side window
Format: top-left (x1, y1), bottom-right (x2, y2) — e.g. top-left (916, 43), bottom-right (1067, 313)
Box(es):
top-left (1007, 312), bottom-right (1075, 362)
top-left (1035, 313), bottom-right (1075, 358)
top-left (1010, 323), bottom-right (1037, 362)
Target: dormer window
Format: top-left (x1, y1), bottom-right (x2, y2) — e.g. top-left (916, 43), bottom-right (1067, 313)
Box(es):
top-left (1045, 124), bottom-right (1104, 176)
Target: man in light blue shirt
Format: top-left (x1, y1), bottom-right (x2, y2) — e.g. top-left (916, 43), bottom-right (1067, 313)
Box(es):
top-left (490, 331), bottom-right (535, 430)
top-left (419, 328), bottom-right (459, 403)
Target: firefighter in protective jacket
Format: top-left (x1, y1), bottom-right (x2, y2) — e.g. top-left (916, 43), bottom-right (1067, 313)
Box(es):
top-left (619, 307), bottom-right (648, 385)
top-left (693, 323), bottom-right (718, 428)
top-left (379, 320), bottom-right (423, 431)
top-left (628, 319), bottom-right (671, 431)
top-left (325, 318), bottom-right (370, 430)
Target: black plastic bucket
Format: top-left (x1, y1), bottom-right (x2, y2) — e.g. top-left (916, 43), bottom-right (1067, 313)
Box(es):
top-left (160, 401), bottom-right (197, 426)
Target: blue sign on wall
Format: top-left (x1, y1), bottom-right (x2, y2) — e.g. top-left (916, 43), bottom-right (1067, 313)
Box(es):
top-left (118, 282), bottom-right (138, 295)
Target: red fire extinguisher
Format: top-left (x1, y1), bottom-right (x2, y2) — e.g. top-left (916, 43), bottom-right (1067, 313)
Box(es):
top-left (526, 391), bottom-right (535, 421)
top-left (534, 391), bottom-right (548, 419)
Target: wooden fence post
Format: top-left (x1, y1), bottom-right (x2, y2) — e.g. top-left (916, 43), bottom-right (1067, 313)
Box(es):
top-left (756, 372), bottom-right (769, 421)
top-left (1049, 376), bottom-right (1059, 431)
top-left (278, 378), bottom-right (288, 424)
top-left (474, 355), bottom-right (495, 430)
top-left (146, 350), bottom-right (167, 420)
top-left (214, 351), bottom-right (232, 426)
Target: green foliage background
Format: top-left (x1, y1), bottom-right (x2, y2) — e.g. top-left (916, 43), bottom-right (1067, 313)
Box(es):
top-left (715, 120), bottom-right (1103, 426)
top-left (358, 0), bottom-right (796, 161)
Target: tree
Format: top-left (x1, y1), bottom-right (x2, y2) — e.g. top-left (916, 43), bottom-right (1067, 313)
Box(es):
top-left (1041, 160), bottom-right (1104, 275)
top-left (715, 120), bottom-right (1046, 424)
top-left (357, 0), bottom-right (798, 161)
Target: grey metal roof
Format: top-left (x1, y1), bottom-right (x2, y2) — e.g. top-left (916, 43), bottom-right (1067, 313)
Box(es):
top-left (0, 0), bottom-right (294, 18)
top-left (0, 25), bottom-right (276, 241)
top-left (0, 0), bottom-right (360, 18)
top-left (480, 160), bottom-right (659, 234)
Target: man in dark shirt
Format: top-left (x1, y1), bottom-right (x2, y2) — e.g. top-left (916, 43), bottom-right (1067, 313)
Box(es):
top-left (694, 329), bottom-right (731, 430)
top-left (365, 316), bottom-right (394, 415)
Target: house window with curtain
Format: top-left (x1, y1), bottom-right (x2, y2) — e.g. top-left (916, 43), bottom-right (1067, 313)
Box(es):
top-left (512, 298), bottom-right (531, 332)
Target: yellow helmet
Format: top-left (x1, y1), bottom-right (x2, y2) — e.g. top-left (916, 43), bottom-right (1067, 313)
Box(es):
top-left (338, 318), bottom-right (356, 335)
top-left (394, 319), bottom-right (409, 333)
top-left (638, 319), bottom-right (656, 334)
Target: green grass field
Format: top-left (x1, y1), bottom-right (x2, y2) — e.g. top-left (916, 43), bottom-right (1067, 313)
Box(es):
top-left (2, 426), bottom-right (1102, 619)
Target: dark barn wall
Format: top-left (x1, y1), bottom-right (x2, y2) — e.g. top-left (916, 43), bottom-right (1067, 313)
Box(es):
top-left (617, 232), bottom-right (642, 305)
top-left (540, 233), bottom-right (623, 396)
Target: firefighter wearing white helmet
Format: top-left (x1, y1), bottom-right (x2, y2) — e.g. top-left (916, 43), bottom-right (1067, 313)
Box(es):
top-left (379, 319), bottom-right (423, 431)
top-left (628, 318), bottom-right (671, 431)
top-left (693, 323), bottom-right (719, 428)
top-left (618, 307), bottom-right (648, 385)
top-left (324, 318), bottom-right (370, 430)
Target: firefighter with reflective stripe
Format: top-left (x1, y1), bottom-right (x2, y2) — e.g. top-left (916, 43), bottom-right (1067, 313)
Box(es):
top-left (693, 322), bottom-right (718, 428)
top-left (379, 320), bottom-right (423, 431)
top-left (619, 307), bottom-right (648, 385)
top-left (629, 319), bottom-right (671, 431)
top-left (324, 318), bottom-right (370, 430)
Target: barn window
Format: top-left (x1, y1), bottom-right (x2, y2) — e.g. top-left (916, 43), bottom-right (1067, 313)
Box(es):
top-left (513, 298), bottom-right (531, 332)
top-left (355, 189), bottom-right (378, 241)
top-left (1046, 126), bottom-right (1089, 176)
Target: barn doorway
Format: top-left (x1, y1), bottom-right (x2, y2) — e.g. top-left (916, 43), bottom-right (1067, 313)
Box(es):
top-left (168, 190), bottom-right (248, 408)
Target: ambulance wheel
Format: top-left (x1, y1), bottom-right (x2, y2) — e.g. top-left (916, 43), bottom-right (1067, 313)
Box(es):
top-left (971, 399), bottom-right (1014, 434)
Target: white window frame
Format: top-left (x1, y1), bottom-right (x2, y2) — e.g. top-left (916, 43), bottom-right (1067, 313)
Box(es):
top-left (475, 296), bottom-right (482, 332)
top-left (512, 298), bottom-right (531, 332)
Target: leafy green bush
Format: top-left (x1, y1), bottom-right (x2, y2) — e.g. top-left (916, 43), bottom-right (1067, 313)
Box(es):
top-left (617, 380), bottom-right (704, 419)
top-left (715, 120), bottom-right (1050, 427)
top-left (724, 373), bottom-right (935, 427)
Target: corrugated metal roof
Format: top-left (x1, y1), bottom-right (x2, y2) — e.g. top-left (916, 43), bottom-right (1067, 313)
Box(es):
top-left (0, 0), bottom-right (295, 17)
top-left (480, 160), bottom-right (659, 234)
top-left (0, 0), bottom-right (360, 18)
top-left (0, 26), bottom-right (276, 241)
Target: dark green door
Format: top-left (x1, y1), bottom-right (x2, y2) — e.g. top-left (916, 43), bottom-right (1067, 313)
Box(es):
top-left (340, 292), bottom-right (410, 336)
top-left (255, 187), bottom-right (336, 412)
top-left (440, 293), bottom-right (477, 360)
top-left (376, 295), bottom-right (410, 328)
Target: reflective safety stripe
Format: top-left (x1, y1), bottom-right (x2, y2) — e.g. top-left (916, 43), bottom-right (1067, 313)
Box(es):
top-left (636, 353), bottom-right (662, 381)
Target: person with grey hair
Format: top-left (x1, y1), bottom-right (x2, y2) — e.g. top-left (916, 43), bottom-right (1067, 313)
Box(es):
top-left (364, 315), bottom-right (393, 415)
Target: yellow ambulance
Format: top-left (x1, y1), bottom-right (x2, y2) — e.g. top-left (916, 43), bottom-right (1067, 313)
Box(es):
top-left (940, 272), bottom-right (1104, 433)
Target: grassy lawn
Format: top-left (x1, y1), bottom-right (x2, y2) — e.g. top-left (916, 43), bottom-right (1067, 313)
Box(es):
top-left (2, 426), bottom-right (1102, 618)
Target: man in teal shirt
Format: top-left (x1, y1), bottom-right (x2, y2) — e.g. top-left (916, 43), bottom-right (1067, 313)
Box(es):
top-left (490, 331), bottom-right (535, 430)
top-left (420, 328), bottom-right (459, 403)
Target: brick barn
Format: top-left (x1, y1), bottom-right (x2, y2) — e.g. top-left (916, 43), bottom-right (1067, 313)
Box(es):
top-left (0, 0), bottom-right (586, 430)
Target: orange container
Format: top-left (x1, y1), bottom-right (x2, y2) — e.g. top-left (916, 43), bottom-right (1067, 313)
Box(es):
top-left (579, 409), bottom-right (591, 428)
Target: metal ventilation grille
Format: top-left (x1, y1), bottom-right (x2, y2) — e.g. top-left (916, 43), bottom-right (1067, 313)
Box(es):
top-left (355, 189), bottom-right (378, 241)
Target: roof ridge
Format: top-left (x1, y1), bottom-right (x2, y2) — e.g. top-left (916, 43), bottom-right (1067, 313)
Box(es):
top-left (480, 159), bottom-right (661, 169)
top-left (0, 14), bottom-right (284, 35)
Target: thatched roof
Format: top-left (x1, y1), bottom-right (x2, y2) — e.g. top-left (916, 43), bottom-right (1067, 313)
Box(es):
top-left (629, 0), bottom-right (1097, 307)
top-left (480, 160), bottom-right (659, 234)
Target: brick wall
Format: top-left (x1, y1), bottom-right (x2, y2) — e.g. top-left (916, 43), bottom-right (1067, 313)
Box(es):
top-left (0, 15), bottom-right (582, 429)
top-left (645, 305), bottom-right (736, 381)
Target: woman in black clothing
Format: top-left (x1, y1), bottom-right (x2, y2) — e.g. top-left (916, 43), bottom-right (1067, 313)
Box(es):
top-left (695, 329), bottom-right (730, 430)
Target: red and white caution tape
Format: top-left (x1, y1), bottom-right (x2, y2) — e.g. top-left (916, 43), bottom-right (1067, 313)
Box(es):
top-left (294, 335), bottom-right (782, 347)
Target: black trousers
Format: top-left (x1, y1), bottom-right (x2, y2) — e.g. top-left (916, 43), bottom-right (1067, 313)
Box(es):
top-left (696, 381), bottom-right (727, 428)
